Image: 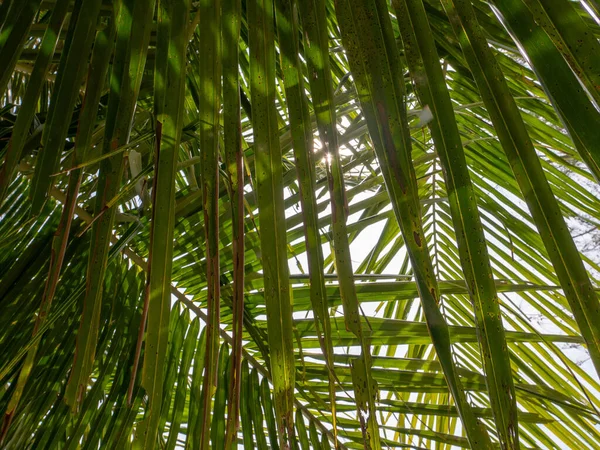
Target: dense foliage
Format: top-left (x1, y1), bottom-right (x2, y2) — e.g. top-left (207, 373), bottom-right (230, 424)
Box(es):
top-left (1, 0), bottom-right (600, 448)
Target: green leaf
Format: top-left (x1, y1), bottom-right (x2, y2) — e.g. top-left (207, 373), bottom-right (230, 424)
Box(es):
top-left (0, 10), bottom-right (115, 437)
top-left (392, 0), bottom-right (518, 446)
top-left (239, 360), bottom-right (254, 450)
top-left (0, 0), bottom-right (69, 206)
top-left (249, 368), bottom-right (268, 449)
top-left (0, 0), bottom-right (41, 100)
top-left (197, 0), bottom-right (223, 448)
top-left (521, 0), bottom-right (600, 108)
top-left (260, 377), bottom-right (279, 450)
top-left (490, 0), bottom-right (600, 182)
top-left (443, 0), bottom-right (600, 379)
top-left (334, 0), bottom-right (492, 447)
top-left (29, 0), bottom-right (103, 213)
top-left (132, 0), bottom-right (189, 448)
top-left (64, 0), bottom-right (156, 412)
top-left (248, 0), bottom-right (296, 445)
top-left (221, 0), bottom-right (244, 446)
top-left (187, 327), bottom-right (207, 450)
top-left (211, 343), bottom-right (230, 450)
top-left (3, 1), bottom-right (600, 448)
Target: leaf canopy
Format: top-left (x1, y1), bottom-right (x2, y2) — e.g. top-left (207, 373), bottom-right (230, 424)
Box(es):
top-left (1, 0), bottom-right (600, 448)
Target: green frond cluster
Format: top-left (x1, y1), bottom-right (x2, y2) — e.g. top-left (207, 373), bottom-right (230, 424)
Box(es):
top-left (1, 0), bottom-right (600, 448)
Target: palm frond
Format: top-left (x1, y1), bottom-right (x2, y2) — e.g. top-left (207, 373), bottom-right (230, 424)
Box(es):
top-left (2, 0), bottom-right (600, 448)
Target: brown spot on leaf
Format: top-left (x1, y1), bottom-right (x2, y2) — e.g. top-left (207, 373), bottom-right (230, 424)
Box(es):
top-left (413, 231), bottom-right (421, 246)
top-left (430, 288), bottom-right (438, 304)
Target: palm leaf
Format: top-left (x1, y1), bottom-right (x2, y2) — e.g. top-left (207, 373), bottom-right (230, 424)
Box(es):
top-left (2, 0), bottom-right (600, 448)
